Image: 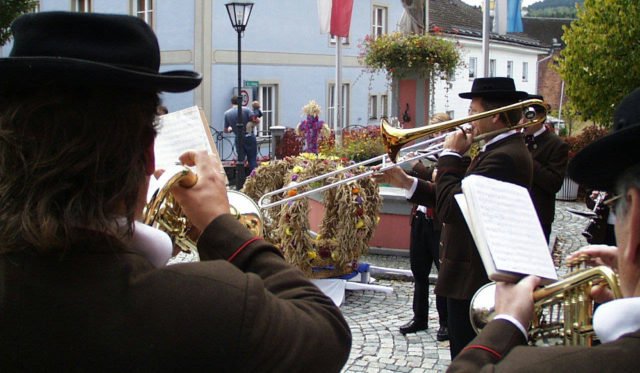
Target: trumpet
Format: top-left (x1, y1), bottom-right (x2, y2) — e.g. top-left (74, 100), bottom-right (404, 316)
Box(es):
top-left (144, 165), bottom-right (263, 259)
top-left (257, 99), bottom-right (547, 210)
top-left (470, 260), bottom-right (622, 346)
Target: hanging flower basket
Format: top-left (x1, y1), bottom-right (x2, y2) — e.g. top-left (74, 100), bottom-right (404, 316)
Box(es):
top-left (359, 32), bottom-right (461, 79)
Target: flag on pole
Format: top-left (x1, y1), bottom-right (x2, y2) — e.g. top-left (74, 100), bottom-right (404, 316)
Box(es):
top-left (317, 0), bottom-right (354, 37)
top-left (493, 0), bottom-right (523, 34)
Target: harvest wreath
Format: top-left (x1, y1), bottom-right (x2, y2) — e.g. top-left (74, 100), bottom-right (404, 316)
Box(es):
top-left (242, 153), bottom-right (382, 278)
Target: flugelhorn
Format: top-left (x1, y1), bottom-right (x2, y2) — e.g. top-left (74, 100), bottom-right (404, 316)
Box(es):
top-left (257, 99), bottom-right (546, 210)
top-left (469, 259), bottom-right (622, 346)
top-left (144, 165), bottom-right (263, 259)
top-left (382, 98), bottom-right (547, 162)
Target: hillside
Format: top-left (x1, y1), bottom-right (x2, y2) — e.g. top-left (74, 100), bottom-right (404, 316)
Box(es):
top-left (526, 0), bottom-right (584, 18)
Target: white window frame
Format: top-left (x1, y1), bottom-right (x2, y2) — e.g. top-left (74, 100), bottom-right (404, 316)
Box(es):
top-left (469, 57), bottom-right (477, 79)
top-left (133, 0), bottom-right (154, 28)
top-left (372, 6), bottom-right (387, 39)
top-left (73, 0), bottom-right (92, 12)
top-left (381, 94), bottom-right (389, 119)
top-left (369, 95), bottom-right (378, 120)
top-left (522, 61), bottom-right (529, 82)
top-left (489, 59), bottom-right (496, 77)
top-left (258, 84), bottom-right (277, 133)
top-left (328, 83), bottom-right (350, 129)
top-left (507, 60), bottom-right (513, 78)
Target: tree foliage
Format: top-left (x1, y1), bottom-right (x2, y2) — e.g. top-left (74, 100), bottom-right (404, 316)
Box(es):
top-left (0, 0), bottom-right (37, 46)
top-left (557, 0), bottom-right (640, 126)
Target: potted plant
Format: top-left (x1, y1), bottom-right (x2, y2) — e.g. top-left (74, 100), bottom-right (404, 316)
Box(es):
top-left (359, 32), bottom-right (461, 79)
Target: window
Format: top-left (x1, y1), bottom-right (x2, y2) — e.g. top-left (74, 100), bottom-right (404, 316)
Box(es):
top-left (507, 61), bottom-right (513, 78)
top-left (522, 62), bottom-right (529, 82)
top-left (372, 6), bottom-right (387, 39)
top-left (369, 95), bottom-right (378, 120)
top-left (134, 0), bottom-right (154, 27)
top-left (73, 0), bottom-right (91, 12)
top-left (258, 85), bottom-right (278, 133)
top-left (446, 110), bottom-right (455, 120)
top-left (381, 94), bottom-right (388, 119)
top-left (469, 57), bottom-right (477, 79)
top-left (489, 59), bottom-right (496, 77)
top-left (328, 83), bottom-right (350, 128)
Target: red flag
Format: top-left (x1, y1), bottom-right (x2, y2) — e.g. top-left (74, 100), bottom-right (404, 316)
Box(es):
top-left (330, 0), bottom-right (354, 37)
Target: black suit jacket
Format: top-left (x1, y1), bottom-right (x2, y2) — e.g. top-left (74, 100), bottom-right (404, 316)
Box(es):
top-left (419, 134), bottom-right (533, 300)
top-left (529, 129), bottom-right (569, 226)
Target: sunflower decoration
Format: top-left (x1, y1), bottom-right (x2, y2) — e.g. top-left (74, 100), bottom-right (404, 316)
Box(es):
top-left (242, 153), bottom-right (381, 278)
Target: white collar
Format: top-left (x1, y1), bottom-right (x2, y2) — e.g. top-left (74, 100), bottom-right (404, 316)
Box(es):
top-left (127, 221), bottom-right (173, 267)
top-left (532, 126), bottom-right (546, 138)
top-left (593, 297), bottom-right (640, 343)
top-left (481, 129), bottom-right (517, 152)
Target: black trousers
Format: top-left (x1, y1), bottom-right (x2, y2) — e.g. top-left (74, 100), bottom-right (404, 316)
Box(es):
top-left (409, 212), bottom-right (447, 326)
top-left (446, 297), bottom-right (476, 359)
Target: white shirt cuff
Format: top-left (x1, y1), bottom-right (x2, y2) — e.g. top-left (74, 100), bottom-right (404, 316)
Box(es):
top-left (405, 177), bottom-right (418, 199)
top-left (440, 149), bottom-right (462, 158)
top-left (493, 314), bottom-right (528, 339)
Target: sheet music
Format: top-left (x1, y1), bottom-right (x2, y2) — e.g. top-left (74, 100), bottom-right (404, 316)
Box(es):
top-left (462, 175), bottom-right (557, 282)
top-left (154, 106), bottom-right (212, 171)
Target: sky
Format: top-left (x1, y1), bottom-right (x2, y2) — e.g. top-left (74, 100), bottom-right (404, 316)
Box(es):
top-left (460, 0), bottom-right (542, 7)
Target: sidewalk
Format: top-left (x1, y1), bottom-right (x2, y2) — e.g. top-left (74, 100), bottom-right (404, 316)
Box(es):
top-left (339, 200), bottom-right (592, 373)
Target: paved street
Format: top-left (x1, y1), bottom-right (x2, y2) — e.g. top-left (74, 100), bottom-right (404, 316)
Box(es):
top-left (339, 200), bottom-right (593, 372)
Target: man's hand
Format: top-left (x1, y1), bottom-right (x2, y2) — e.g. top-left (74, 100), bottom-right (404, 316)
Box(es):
top-left (224, 126), bottom-right (233, 133)
top-left (171, 150), bottom-right (230, 231)
top-left (566, 245), bottom-right (619, 303)
top-left (371, 165), bottom-right (414, 190)
top-left (494, 276), bottom-right (541, 329)
top-left (442, 128), bottom-right (473, 155)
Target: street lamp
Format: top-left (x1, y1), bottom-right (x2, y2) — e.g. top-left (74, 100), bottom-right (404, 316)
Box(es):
top-left (225, 1), bottom-right (254, 189)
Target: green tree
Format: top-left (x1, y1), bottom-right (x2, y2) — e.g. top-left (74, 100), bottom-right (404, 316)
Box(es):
top-left (557, 0), bottom-right (640, 126)
top-left (1, 0), bottom-right (38, 46)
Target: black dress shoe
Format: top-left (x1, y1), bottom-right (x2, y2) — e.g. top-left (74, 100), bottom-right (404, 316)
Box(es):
top-left (436, 326), bottom-right (449, 341)
top-left (399, 319), bottom-right (428, 335)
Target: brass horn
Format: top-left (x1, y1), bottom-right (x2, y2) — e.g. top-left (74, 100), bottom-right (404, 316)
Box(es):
top-left (469, 260), bottom-right (622, 346)
top-left (144, 165), bottom-right (263, 261)
top-left (382, 98), bottom-right (547, 162)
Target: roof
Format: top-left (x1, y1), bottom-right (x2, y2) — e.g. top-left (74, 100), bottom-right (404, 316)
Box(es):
top-left (521, 17), bottom-right (574, 48)
top-left (427, 0), bottom-right (546, 49)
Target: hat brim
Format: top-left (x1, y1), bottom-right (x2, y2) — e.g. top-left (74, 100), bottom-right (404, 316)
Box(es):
top-left (0, 56), bottom-right (202, 93)
top-left (568, 124), bottom-right (640, 190)
top-left (459, 90), bottom-right (529, 100)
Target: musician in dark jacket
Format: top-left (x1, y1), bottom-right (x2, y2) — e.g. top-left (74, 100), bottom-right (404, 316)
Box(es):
top-left (374, 77), bottom-right (533, 358)
top-left (0, 12), bottom-right (351, 372)
top-left (523, 94), bottom-right (569, 242)
top-left (447, 87), bottom-right (640, 373)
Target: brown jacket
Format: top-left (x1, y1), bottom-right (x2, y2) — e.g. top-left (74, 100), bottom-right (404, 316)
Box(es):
top-left (448, 319), bottom-right (640, 372)
top-left (529, 129), bottom-right (569, 226)
top-left (0, 215), bottom-right (351, 372)
top-left (428, 134), bottom-right (533, 300)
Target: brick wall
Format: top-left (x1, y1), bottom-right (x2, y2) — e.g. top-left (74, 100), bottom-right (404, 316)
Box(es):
top-left (537, 51), bottom-right (566, 113)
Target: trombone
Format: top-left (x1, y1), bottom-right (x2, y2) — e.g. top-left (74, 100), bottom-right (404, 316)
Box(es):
top-left (257, 99), bottom-right (546, 210)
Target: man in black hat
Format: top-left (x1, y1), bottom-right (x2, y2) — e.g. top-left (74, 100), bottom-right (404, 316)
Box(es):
top-left (0, 12), bottom-right (350, 371)
top-left (374, 77), bottom-right (533, 358)
top-left (447, 87), bottom-right (640, 372)
top-left (522, 94), bottom-right (569, 243)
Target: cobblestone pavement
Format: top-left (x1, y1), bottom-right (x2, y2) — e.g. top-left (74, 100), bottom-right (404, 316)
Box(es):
top-left (339, 200), bottom-right (593, 373)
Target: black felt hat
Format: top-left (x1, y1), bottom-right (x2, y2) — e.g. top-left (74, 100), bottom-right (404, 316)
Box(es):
top-left (0, 11), bottom-right (202, 93)
top-left (568, 88), bottom-right (640, 190)
top-left (459, 77), bottom-right (528, 100)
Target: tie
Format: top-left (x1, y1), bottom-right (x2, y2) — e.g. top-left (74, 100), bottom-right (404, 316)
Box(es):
top-left (525, 135), bottom-right (537, 150)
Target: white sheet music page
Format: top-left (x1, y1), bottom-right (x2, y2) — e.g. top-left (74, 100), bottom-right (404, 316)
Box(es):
top-left (154, 106), bottom-right (212, 171)
top-left (461, 175), bottom-right (558, 283)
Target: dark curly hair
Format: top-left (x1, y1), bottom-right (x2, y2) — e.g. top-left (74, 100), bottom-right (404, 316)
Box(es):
top-left (0, 84), bottom-right (159, 253)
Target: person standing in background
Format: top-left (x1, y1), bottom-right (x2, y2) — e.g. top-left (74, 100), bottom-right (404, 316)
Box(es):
top-left (224, 96), bottom-right (260, 176)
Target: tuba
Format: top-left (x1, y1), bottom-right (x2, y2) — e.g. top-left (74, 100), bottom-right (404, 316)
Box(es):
top-left (470, 258), bottom-right (622, 346)
top-left (144, 165), bottom-right (263, 262)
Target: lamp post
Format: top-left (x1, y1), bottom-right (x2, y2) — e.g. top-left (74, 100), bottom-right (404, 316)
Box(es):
top-left (225, 1), bottom-right (254, 189)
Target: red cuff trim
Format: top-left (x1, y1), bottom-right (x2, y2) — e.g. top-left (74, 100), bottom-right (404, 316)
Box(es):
top-left (227, 237), bottom-right (261, 262)
top-left (462, 345), bottom-right (502, 360)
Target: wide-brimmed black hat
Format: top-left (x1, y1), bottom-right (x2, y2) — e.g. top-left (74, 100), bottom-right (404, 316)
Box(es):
top-left (568, 87), bottom-right (640, 190)
top-left (459, 77), bottom-right (528, 100)
top-left (0, 11), bottom-right (202, 93)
